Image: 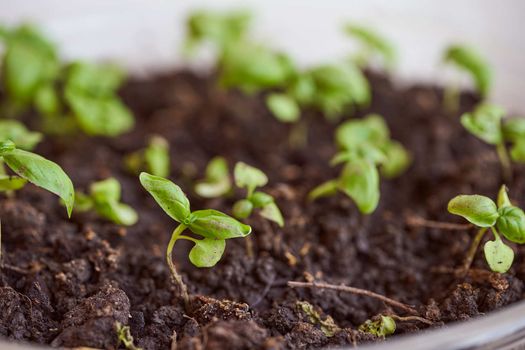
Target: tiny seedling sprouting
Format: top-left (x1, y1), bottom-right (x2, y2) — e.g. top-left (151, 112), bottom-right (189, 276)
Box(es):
top-left (460, 103), bottom-right (525, 180)
top-left (184, 10), bottom-right (251, 55)
top-left (448, 185), bottom-right (525, 273)
top-left (0, 24), bottom-right (59, 117)
top-left (63, 62), bottom-right (134, 136)
top-left (194, 156), bottom-right (232, 198)
top-left (232, 162), bottom-right (284, 227)
top-left (115, 322), bottom-right (142, 350)
top-left (266, 62), bottom-right (370, 123)
top-left (139, 172), bottom-right (251, 308)
top-left (0, 140), bottom-right (74, 216)
top-left (442, 45), bottom-right (491, 112)
top-left (343, 23), bottom-right (396, 70)
top-left (73, 178), bottom-right (138, 226)
top-left (125, 135), bottom-right (170, 178)
top-left (359, 315), bottom-right (396, 338)
top-left (309, 114), bottom-right (410, 214)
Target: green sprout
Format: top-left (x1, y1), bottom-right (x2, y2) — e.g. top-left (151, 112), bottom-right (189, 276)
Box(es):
top-left (73, 178), bottom-right (138, 226)
top-left (309, 114), bottom-right (410, 214)
top-left (0, 140), bottom-right (74, 216)
top-left (62, 62), bottom-right (134, 136)
top-left (139, 172), bottom-right (251, 307)
top-left (266, 62), bottom-right (370, 123)
top-left (460, 103), bottom-right (525, 180)
top-left (194, 156), bottom-right (232, 198)
top-left (344, 23), bottom-right (396, 70)
top-left (232, 162), bottom-right (284, 227)
top-left (359, 315), bottom-right (396, 337)
top-left (115, 322), bottom-right (142, 350)
top-left (0, 120), bottom-right (42, 151)
top-left (0, 24), bottom-right (59, 116)
top-left (448, 185), bottom-right (525, 273)
top-left (184, 10), bottom-right (251, 55)
top-left (442, 45), bottom-right (491, 112)
top-left (125, 135), bottom-right (170, 178)
top-left (219, 41), bottom-right (294, 94)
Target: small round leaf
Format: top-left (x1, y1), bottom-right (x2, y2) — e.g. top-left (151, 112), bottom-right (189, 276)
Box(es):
top-left (234, 162), bottom-right (268, 192)
top-left (447, 195), bottom-right (498, 227)
top-left (266, 93), bottom-right (300, 123)
top-left (232, 199), bottom-right (253, 219)
top-left (484, 237), bottom-right (514, 273)
top-left (139, 172), bottom-right (190, 223)
top-left (189, 238), bottom-right (226, 268)
top-left (496, 206), bottom-right (525, 243)
top-left (189, 209), bottom-right (252, 239)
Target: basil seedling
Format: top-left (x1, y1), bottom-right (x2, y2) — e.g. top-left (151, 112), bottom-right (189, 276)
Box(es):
top-left (0, 120), bottom-right (42, 151)
top-left (359, 316), bottom-right (396, 338)
top-left (344, 23), bottom-right (396, 70)
top-left (0, 24), bottom-right (59, 116)
top-left (74, 178), bottom-right (138, 226)
top-left (194, 156), bottom-right (232, 198)
top-left (461, 103), bottom-right (525, 180)
top-left (266, 62), bottom-right (370, 123)
top-left (140, 172), bottom-right (251, 306)
top-left (125, 135), bottom-right (170, 178)
top-left (442, 45), bottom-right (491, 112)
top-left (185, 10), bottom-right (251, 55)
top-left (233, 162), bottom-right (284, 227)
top-left (309, 114), bottom-right (410, 214)
top-left (448, 185), bottom-right (525, 273)
top-left (0, 140), bottom-right (74, 216)
top-left (64, 62), bottom-right (134, 136)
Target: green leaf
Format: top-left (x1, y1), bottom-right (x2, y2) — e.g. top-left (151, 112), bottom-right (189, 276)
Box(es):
top-left (484, 235), bottom-right (514, 273)
top-left (234, 162), bottom-right (268, 194)
top-left (2, 148), bottom-right (74, 217)
top-left (188, 209), bottom-right (252, 239)
top-left (344, 23), bottom-right (396, 68)
top-left (447, 194), bottom-right (499, 227)
top-left (66, 62), bottom-right (124, 96)
top-left (502, 117), bottom-right (525, 142)
top-left (232, 199), bottom-right (253, 219)
top-left (95, 201), bottom-right (138, 226)
top-left (195, 156), bottom-right (231, 198)
top-left (73, 191), bottom-right (94, 212)
top-left (0, 175), bottom-right (27, 191)
top-left (338, 160), bottom-right (380, 214)
top-left (34, 83), bottom-right (60, 117)
top-left (2, 25), bottom-right (59, 106)
top-left (510, 139), bottom-right (525, 163)
top-left (186, 10), bottom-right (251, 52)
top-left (289, 73), bottom-right (316, 105)
top-left (496, 206), bottom-right (525, 243)
top-left (359, 316), bottom-right (396, 337)
top-left (497, 185), bottom-right (512, 208)
top-left (90, 177), bottom-right (121, 203)
top-left (260, 202), bottom-right (284, 227)
top-left (250, 191), bottom-right (274, 208)
top-left (460, 104), bottom-right (504, 145)
top-left (65, 89), bottom-right (134, 137)
top-left (220, 42), bottom-right (293, 93)
top-left (443, 45), bottom-right (492, 97)
top-left (188, 238), bottom-right (226, 268)
top-left (0, 120), bottom-right (42, 151)
top-left (336, 114), bottom-right (389, 151)
top-left (266, 93), bottom-right (300, 123)
top-left (139, 172), bottom-right (191, 222)
top-left (144, 135), bottom-right (170, 178)
top-left (308, 180), bottom-right (339, 201)
top-left (381, 141), bottom-right (411, 178)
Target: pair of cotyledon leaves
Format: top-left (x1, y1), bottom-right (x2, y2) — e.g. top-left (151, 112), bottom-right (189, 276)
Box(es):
top-left (448, 186), bottom-right (525, 273)
top-left (140, 172), bottom-right (251, 268)
top-left (309, 114), bottom-right (411, 214)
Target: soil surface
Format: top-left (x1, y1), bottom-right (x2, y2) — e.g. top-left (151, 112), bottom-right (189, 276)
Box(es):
top-left (1, 70), bottom-right (525, 349)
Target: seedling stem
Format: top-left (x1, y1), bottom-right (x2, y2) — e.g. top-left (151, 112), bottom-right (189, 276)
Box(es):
top-left (167, 224), bottom-right (190, 309)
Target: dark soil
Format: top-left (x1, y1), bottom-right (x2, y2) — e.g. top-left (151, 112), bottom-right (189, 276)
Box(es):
top-left (1, 70), bottom-right (525, 349)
